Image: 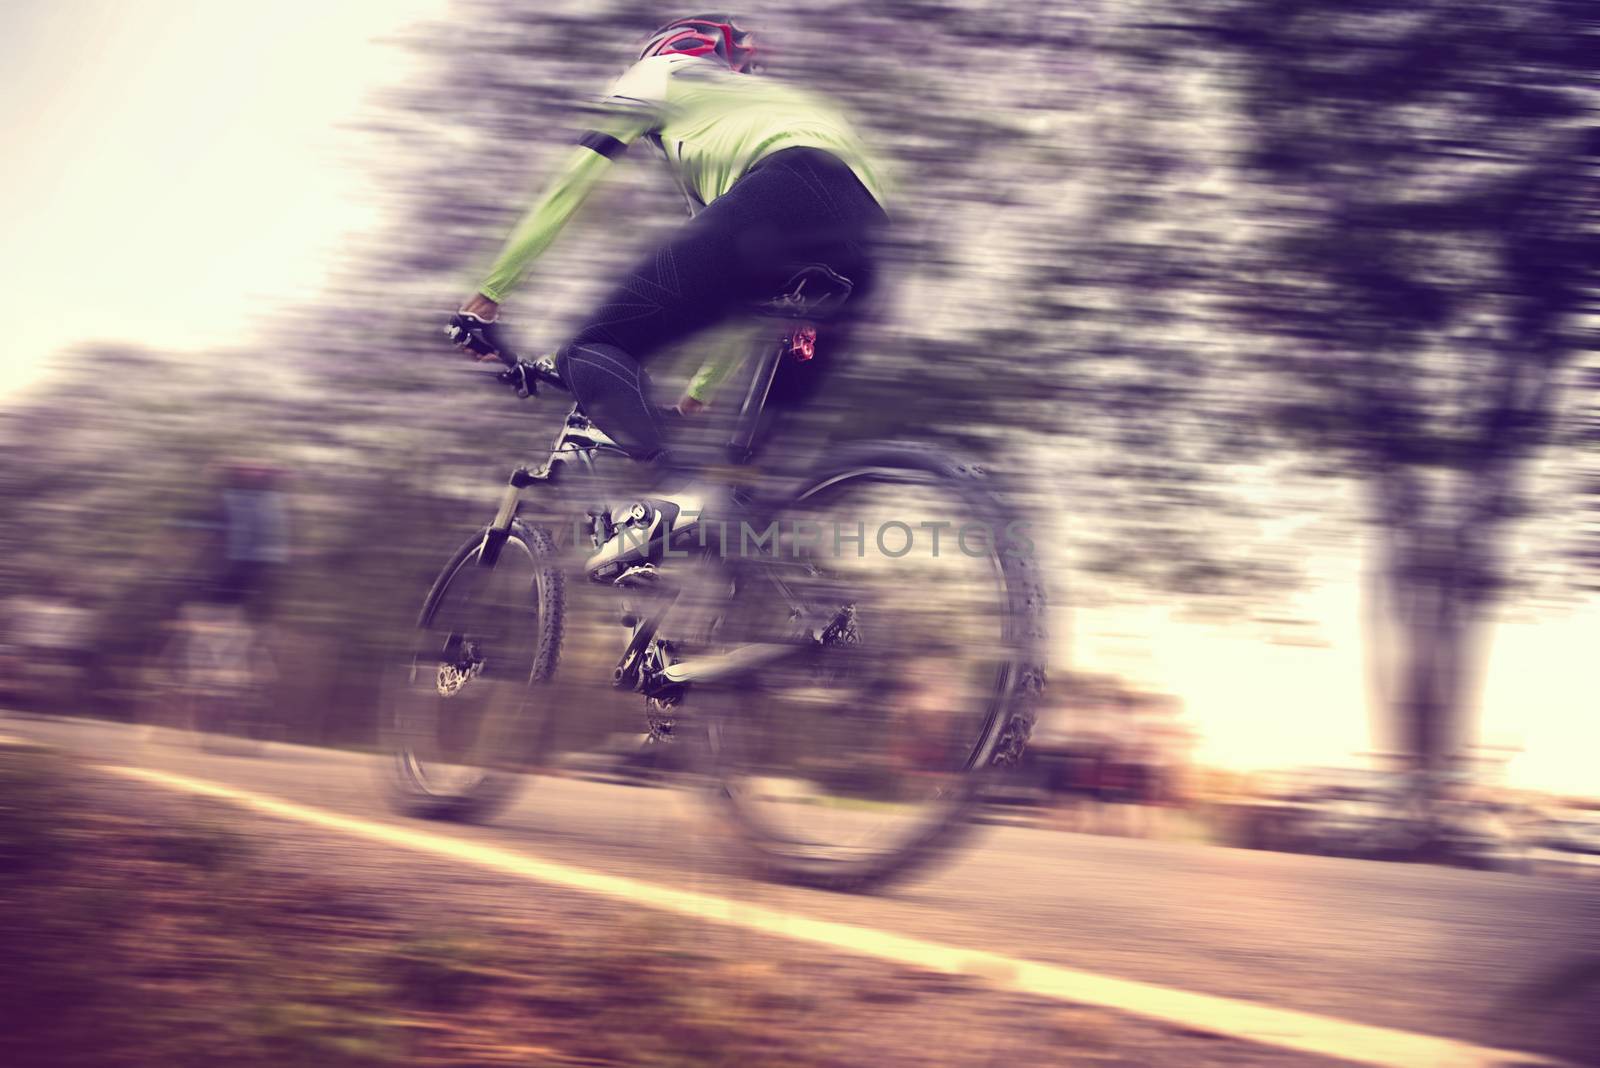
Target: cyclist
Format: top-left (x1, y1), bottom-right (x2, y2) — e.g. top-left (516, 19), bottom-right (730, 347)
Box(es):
top-left (446, 13), bottom-right (889, 576)
top-left (161, 460), bottom-right (288, 736)
top-left (205, 460), bottom-right (290, 620)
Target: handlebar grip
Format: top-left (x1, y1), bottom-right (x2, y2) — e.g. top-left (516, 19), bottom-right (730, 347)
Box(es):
top-left (472, 333), bottom-right (519, 367)
top-left (446, 312), bottom-right (517, 366)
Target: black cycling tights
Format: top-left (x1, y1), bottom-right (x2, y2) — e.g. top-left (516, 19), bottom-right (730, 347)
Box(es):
top-left (557, 147), bottom-right (886, 461)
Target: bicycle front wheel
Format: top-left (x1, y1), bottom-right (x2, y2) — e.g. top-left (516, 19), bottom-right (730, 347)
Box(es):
top-left (383, 521), bottom-right (564, 822)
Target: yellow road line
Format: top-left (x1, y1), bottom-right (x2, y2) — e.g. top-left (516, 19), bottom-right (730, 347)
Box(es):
top-left (103, 763), bottom-right (1560, 1068)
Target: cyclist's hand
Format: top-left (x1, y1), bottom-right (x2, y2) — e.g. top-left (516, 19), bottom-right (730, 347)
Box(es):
top-left (460, 293), bottom-right (499, 320)
top-left (445, 296), bottom-right (506, 362)
top-left (445, 314), bottom-right (504, 361)
top-left (675, 394), bottom-right (707, 416)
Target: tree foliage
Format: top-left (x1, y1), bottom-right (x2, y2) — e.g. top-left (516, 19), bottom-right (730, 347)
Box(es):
top-left (1, 0), bottom-right (1593, 763)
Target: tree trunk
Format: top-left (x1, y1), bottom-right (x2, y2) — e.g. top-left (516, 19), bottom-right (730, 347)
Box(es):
top-left (1365, 467), bottom-right (1499, 778)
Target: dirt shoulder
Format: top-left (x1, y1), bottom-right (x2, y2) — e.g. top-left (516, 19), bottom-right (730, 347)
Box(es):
top-left (0, 741), bottom-right (1348, 1067)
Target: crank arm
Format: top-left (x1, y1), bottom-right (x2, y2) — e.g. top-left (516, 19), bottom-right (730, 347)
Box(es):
top-left (658, 641), bottom-right (806, 685)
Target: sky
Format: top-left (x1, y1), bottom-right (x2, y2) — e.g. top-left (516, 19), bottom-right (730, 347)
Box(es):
top-left (1, 1), bottom-right (1594, 796)
top-left (0, 0), bottom-right (450, 397)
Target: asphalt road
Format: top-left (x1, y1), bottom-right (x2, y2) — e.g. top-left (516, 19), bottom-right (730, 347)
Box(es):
top-left (5, 711), bottom-right (1596, 1064)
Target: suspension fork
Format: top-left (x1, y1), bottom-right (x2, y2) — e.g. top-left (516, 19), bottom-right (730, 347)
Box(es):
top-left (476, 465), bottom-right (539, 568)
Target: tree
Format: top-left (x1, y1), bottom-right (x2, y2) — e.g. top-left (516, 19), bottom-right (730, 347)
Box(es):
top-left (1180, 0), bottom-right (1599, 773)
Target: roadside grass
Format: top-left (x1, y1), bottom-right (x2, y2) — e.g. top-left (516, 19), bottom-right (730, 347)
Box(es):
top-left (0, 741), bottom-right (1140, 1067)
top-left (1, 742), bottom-right (400, 1067)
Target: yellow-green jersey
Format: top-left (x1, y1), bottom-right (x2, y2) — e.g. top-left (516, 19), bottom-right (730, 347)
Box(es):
top-left (478, 55), bottom-right (886, 302)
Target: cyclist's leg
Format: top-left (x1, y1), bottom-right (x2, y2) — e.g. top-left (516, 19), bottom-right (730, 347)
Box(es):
top-left (556, 147), bottom-right (887, 462)
top-left (181, 560), bottom-right (258, 690)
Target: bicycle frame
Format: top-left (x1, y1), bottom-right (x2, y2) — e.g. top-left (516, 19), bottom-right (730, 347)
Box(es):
top-left (473, 333), bottom-right (825, 701)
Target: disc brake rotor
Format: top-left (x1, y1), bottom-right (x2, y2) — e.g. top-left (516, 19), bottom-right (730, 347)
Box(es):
top-left (644, 696), bottom-right (677, 740)
top-left (434, 640), bottom-right (483, 697)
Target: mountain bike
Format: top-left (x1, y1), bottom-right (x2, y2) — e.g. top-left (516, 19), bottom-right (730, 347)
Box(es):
top-left (380, 324), bottom-right (1046, 891)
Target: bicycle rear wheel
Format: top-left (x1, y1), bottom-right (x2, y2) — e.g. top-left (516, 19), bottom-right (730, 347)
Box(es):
top-left (383, 521), bottom-right (564, 821)
top-left (706, 443), bottom-right (1046, 891)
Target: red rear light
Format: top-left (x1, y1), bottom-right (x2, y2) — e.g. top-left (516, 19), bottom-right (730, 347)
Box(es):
top-left (788, 326), bottom-right (817, 362)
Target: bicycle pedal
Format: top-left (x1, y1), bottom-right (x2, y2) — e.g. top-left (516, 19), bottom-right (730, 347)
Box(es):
top-left (613, 564), bottom-right (662, 589)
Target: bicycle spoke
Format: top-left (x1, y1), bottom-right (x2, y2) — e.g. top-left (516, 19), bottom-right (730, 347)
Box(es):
top-left (714, 470), bottom-right (1017, 872)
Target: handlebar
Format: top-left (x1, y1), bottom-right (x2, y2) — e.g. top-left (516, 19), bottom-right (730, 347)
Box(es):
top-left (446, 312), bottom-right (566, 398)
top-left (493, 352), bottom-right (567, 399)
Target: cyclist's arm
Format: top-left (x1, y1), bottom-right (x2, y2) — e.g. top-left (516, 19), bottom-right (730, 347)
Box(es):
top-left (684, 350), bottom-right (742, 406)
top-left (475, 59), bottom-right (679, 303)
top-left (476, 128), bottom-right (641, 302)
top-left (679, 323), bottom-right (762, 410)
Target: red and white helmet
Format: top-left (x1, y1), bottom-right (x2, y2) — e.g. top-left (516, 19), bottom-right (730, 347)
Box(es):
top-left (639, 14), bottom-right (758, 73)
